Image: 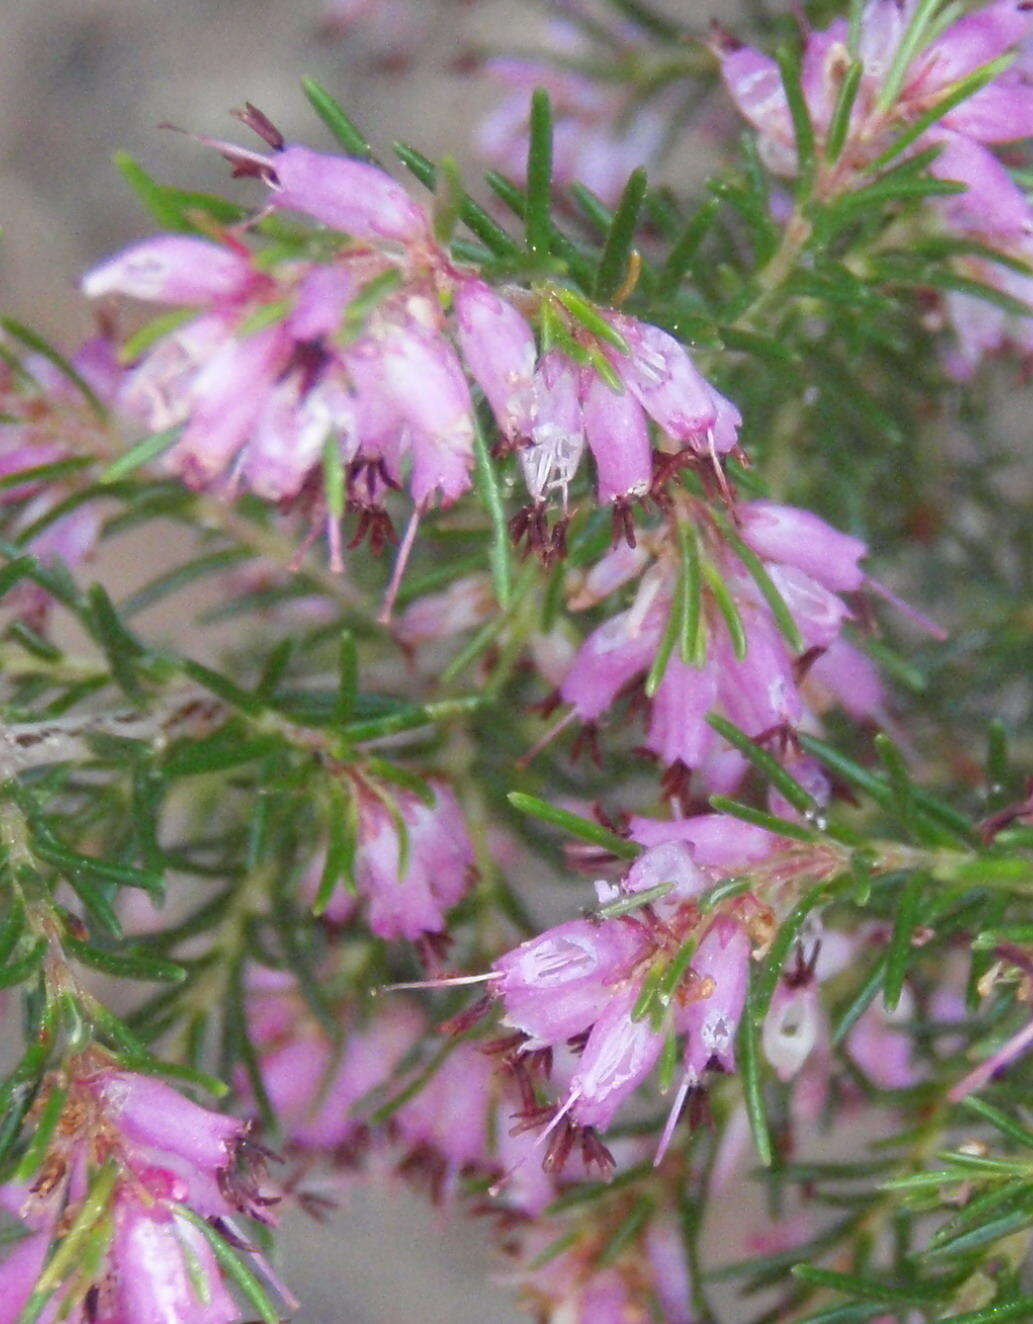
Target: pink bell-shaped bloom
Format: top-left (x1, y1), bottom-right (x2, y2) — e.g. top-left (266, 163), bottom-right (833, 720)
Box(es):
top-left (768, 752), bottom-right (831, 824)
top-left (567, 982), bottom-right (667, 1130)
top-left (605, 315), bottom-right (719, 449)
top-left (255, 1001), bottom-right (423, 1151)
top-left (492, 1104), bottom-right (560, 1217)
top-left (286, 262), bottom-right (358, 339)
top-left (764, 564), bottom-right (853, 649)
top-left (240, 372), bottom-right (354, 501)
top-left (709, 386), bottom-right (744, 454)
top-left (270, 145), bottom-right (429, 245)
top-left (715, 606), bottom-right (804, 738)
top-left (107, 1197), bottom-right (241, 1324)
top-left (927, 131), bottom-right (1033, 239)
top-left (567, 540), bottom-right (650, 611)
top-left (912, 0), bottom-right (1033, 89)
top-left (374, 323), bottom-right (476, 506)
top-left (495, 918), bottom-right (648, 1044)
top-left (646, 655), bottom-right (719, 770)
top-left (560, 602), bottom-right (665, 723)
top-left (454, 278), bottom-right (537, 441)
top-left (81, 235), bottom-right (257, 305)
top-left (582, 373), bottom-right (652, 505)
top-left (0, 335), bottom-right (123, 627)
top-left (521, 350), bottom-right (585, 506)
top-left (679, 918), bottom-right (751, 1083)
top-left (645, 1219), bottom-right (695, 1323)
top-left (84, 1069), bottom-right (254, 1219)
top-left (476, 32), bottom-right (672, 206)
top-left (118, 312), bottom-right (230, 433)
top-left (806, 637), bottom-right (886, 721)
top-left (594, 839), bottom-right (709, 928)
top-left (714, 36), bottom-right (799, 174)
top-left (737, 501), bottom-right (867, 592)
top-left (166, 324), bottom-right (290, 488)
top-left (943, 67), bottom-right (1033, 142)
top-left (394, 574), bottom-right (495, 650)
top-left (353, 780), bottom-right (476, 941)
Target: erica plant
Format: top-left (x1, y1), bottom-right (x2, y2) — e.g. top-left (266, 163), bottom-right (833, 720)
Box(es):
top-left (0, 0), bottom-right (1031, 1320)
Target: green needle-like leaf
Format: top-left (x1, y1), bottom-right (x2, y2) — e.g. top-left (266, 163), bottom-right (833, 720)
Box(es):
top-left (526, 89), bottom-right (554, 259)
top-left (302, 76), bottom-right (378, 161)
top-left (507, 792), bottom-right (641, 859)
top-left (595, 167), bottom-right (647, 302)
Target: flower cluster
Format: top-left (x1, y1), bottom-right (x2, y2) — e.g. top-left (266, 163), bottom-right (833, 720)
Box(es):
top-left (242, 975), bottom-right (567, 1211)
top-left (3, 2), bottom-right (1031, 1320)
top-left (0, 1055), bottom-right (284, 1323)
top-left (553, 497), bottom-right (884, 799)
top-left (84, 129), bottom-right (738, 578)
top-left (717, 0), bottom-right (1033, 371)
top-left (470, 814), bottom-right (844, 1166)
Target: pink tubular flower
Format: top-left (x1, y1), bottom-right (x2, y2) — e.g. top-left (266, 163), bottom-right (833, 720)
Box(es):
top-left (106, 1196), bottom-right (242, 1324)
top-left (848, 990), bottom-right (923, 1089)
top-left (630, 811), bottom-right (780, 870)
top-left (559, 599), bottom-right (666, 724)
top-left (515, 350), bottom-right (586, 538)
top-left (737, 501), bottom-right (866, 593)
top-left (454, 278), bottom-right (537, 441)
top-left (645, 1218), bottom-right (696, 1323)
top-left (82, 235), bottom-right (257, 305)
top-left (653, 917), bottom-right (751, 1164)
top-left (564, 983), bottom-right (667, 1131)
top-left (605, 314), bottom-right (727, 452)
top-left (763, 978), bottom-right (827, 1082)
top-left (394, 1043), bottom-right (495, 1200)
top-left (80, 1067), bottom-right (268, 1221)
top-left (806, 637), bottom-right (887, 723)
top-left (496, 918), bottom-right (650, 1045)
top-left (720, 0), bottom-right (1033, 275)
top-left (394, 572), bottom-right (495, 651)
top-left (373, 322), bottom-right (475, 506)
top-left (476, 28), bottom-right (671, 207)
top-left (338, 779), bottom-right (476, 941)
top-left (678, 918), bottom-right (751, 1084)
top-left (714, 603), bottom-right (804, 738)
top-left (270, 144), bottom-right (429, 245)
top-left (582, 372), bottom-right (653, 507)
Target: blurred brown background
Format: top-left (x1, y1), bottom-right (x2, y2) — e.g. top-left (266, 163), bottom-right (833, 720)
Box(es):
top-left (0, 2), bottom-right (731, 1320)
